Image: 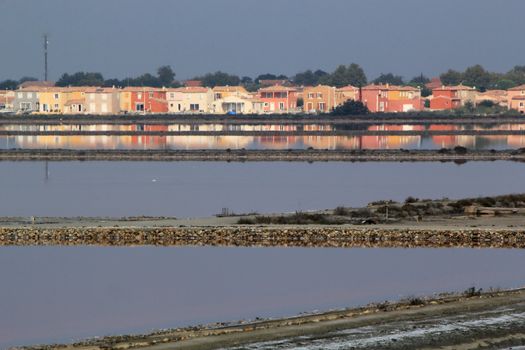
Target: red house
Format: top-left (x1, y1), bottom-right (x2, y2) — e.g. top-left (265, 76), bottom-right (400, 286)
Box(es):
top-left (360, 84), bottom-right (422, 113)
top-left (258, 85), bottom-right (299, 113)
top-left (430, 85), bottom-right (476, 110)
top-left (123, 87), bottom-right (168, 113)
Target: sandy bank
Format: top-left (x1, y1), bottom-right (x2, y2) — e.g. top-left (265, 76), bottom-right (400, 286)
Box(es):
top-left (15, 289), bottom-right (525, 350)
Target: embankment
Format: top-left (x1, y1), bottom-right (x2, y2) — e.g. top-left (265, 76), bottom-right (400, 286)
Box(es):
top-left (2, 226), bottom-right (525, 248)
top-left (1, 149), bottom-right (524, 162)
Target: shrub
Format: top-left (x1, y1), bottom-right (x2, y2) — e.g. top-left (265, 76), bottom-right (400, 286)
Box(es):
top-left (333, 206), bottom-right (350, 216)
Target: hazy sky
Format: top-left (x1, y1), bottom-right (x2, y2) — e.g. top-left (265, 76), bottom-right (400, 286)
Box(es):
top-left (0, 0), bottom-right (524, 81)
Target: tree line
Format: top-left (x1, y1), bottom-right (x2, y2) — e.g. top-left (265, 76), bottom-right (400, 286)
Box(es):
top-left (1, 63), bottom-right (524, 93)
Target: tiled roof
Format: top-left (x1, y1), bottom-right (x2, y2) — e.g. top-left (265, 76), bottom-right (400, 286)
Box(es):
top-left (18, 81), bottom-right (55, 89)
top-left (170, 86), bottom-right (210, 93)
top-left (336, 85), bottom-right (357, 91)
top-left (64, 99), bottom-right (85, 106)
top-left (121, 86), bottom-right (165, 92)
top-left (508, 84), bottom-right (525, 91)
top-left (362, 84), bottom-right (419, 91)
top-left (433, 85), bottom-right (475, 91)
top-left (259, 85), bottom-right (297, 92)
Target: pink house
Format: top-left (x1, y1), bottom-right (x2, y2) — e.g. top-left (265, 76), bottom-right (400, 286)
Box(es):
top-left (258, 85), bottom-right (299, 113)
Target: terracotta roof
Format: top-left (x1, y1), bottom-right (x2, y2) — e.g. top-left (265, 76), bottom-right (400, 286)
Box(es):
top-left (84, 87), bottom-right (119, 94)
top-left (425, 77), bottom-right (442, 90)
top-left (511, 96), bottom-right (525, 100)
top-left (362, 84), bottom-right (419, 91)
top-left (213, 86), bottom-right (248, 93)
top-left (433, 85), bottom-right (476, 91)
top-left (508, 84), bottom-right (525, 91)
top-left (259, 85), bottom-right (297, 92)
top-left (121, 86), bottom-right (165, 92)
top-left (19, 81), bottom-right (55, 89)
top-left (336, 85), bottom-right (357, 91)
top-left (184, 80), bottom-right (203, 87)
top-left (64, 99), bottom-right (85, 106)
top-left (171, 86), bottom-right (210, 93)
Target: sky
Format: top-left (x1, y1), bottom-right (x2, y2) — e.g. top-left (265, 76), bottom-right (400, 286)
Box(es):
top-left (0, 0), bottom-right (524, 82)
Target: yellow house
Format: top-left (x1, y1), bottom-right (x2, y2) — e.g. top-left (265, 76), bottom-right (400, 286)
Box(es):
top-left (38, 87), bottom-right (90, 114)
top-left (119, 88), bottom-right (135, 113)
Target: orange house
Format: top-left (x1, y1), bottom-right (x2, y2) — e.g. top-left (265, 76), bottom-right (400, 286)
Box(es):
top-left (430, 85), bottom-right (476, 110)
top-left (303, 85), bottom-right (336, 113)
top-left (258, 85), bottom-right (299, 113)
top-left (122, 87), bottom-right (168, 113)
top-left (507, 84), bottom-right (525, 114)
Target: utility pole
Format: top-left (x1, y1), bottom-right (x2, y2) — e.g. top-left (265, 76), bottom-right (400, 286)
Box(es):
top-left (43, 35), bottom-right (49, 81)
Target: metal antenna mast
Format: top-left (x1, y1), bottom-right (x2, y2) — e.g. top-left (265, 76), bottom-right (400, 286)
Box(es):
top-left (44, 35), bottom-right (49, 81)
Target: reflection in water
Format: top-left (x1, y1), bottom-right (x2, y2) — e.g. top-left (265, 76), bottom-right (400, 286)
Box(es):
top-left (1, 123), bottom-right (525, 150)
top-left (1, 247), bottom-right (525, 348)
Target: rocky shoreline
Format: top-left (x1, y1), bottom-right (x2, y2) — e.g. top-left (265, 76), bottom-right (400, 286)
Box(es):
top-left (1, 148), bottom-right (525, 162)
top-left (2, 226), bottom-right (525, 248)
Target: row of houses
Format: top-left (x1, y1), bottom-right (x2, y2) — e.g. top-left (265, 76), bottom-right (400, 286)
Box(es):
top-left (1, 81), bottom-right (524, 115)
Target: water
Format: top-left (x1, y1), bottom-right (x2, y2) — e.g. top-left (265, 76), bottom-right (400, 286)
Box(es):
top-left (1, 247), bottom-right (525, 349)
top-left (1, 123), bottom-right (525, 150)
top-left (2, 159), bottom-right (525, 348)
top-left (0, 161), bottom-right (523, 217)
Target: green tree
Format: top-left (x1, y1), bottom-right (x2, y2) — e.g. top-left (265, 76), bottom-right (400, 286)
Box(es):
top-left (462, 64), bottom-right (491, 90)
top-left (505, 66), bottom-right (525, 86)
top-left (409, 74), bottom-right (430, 85)
top-left (157, 65), bottom-right (176, 87)
top-left (346, 63), bottom-right (367, 87)
top-left (294, 69), bottom-right (329, 86)
top-left (19, 77), bottom-right (38, 84)
top-left (492, 79), bottom-right (517, 90)
top-left (0, 80), bottom-right (18, 90)
top-left (331, 100), bottom-right (369, 116)
top-left (440, 69), bottom-right (463, 86)
top-left (56, 72), bottom-right (105, 87)
top-left (197, 71), bottom-right (241, 87)
top-left (373, 73), bottom-right (404, 85)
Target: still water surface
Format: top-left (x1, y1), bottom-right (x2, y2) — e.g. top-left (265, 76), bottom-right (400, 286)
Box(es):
top-left (0, 161), bottom-right (524, 217)
top-left (1, 247), bottom-right (525, 348)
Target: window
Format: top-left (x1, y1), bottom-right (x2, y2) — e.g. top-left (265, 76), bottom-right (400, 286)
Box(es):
top-left (137, 93), bottom-right (142, 99)
top-left (317, 93), bottom-right (322, 98)
top-left (18, 92), bottom-right (23, 98)
top-left (520, 102), bottom-right (524, 107)
top-left (170, 93), bottom-right (175, 99)
top-left (54, 94), bottom-right (59, 99)
top-left (149, 92), bottom-right (153, 98)
top-left (279, 102), bottom-right (285, 110)
top-left (42, 104), bottom-right (49, 112)
top-left (318, 102), bottom-right (326, 111)
top-left (54, 104), bottom-right (59, 110)
top-left (308, 93), bottom-right (315, 99)
top-left (214, 93), bottom-right (222, 100)
top-left (190, 104), bottom-right (200, 111)
top-left (136, 103), bottom-right (145, 111)
top-left (20, 102), bottom-right (32, 111)
top-left (27, 92), bottom-right (33, 99)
